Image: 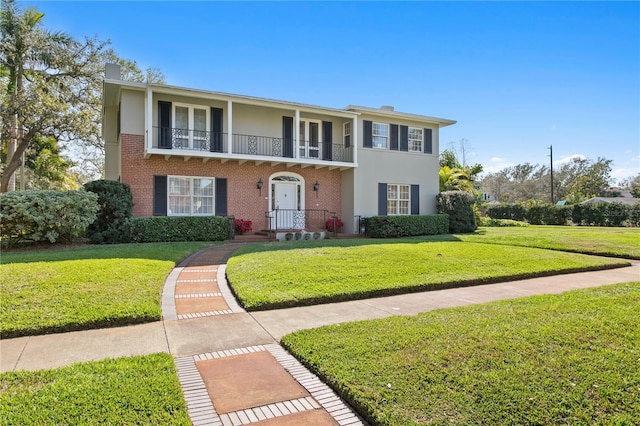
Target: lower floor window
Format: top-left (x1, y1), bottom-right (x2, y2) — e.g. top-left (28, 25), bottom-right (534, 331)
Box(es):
top-left (168, 176), bottom-right (214, 215)
top-left (387, 184), bottom-right (410, 215)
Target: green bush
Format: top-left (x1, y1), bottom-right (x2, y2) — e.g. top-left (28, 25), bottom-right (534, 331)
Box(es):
top-left (0, 190), bottom-right (98, 247)
top-left (437, 191), bottom-right (477, 233)
top-left (485, 203), bottom-right (527, 221)
top-left (628, 202), bottom-right (640, 227)
top-left (83, 180), bottom-right (133, 244)
top-left (129, 216), bottom-right (233, 243)
top-left (526, 204), bottom-right (570, 225)
top-left (362, 215), bottom-right (449, 238)
top-left (477, 217), bottom-right (530, 227)
top-left (603, 202), bottom-right (628, 227)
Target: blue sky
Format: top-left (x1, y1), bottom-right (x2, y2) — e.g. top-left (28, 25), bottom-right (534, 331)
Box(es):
top-left (29, 1), bottom-right (640, 183)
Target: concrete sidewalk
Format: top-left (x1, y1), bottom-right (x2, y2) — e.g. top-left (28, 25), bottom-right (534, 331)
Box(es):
top-left (1, 244), bottom-right (638, 425)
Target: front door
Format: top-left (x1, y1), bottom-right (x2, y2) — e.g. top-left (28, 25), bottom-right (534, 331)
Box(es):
top-left (270, 174), bottom-right (304, 230)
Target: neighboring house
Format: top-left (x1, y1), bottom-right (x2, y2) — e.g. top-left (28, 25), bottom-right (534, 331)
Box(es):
top-left (581, 196), bottom-right (638, 206)
top-left (102, 64), bottom-right (456, 234)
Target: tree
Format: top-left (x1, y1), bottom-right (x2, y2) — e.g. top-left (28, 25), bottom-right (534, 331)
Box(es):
top-left (480, 157), bottom-right (614, 203)
top-left (0, 0), bottom-right (108, 192)
top-left (439, 147), bottom-right (483, 194)
top-left (0, 0), bottom-right (165, 191)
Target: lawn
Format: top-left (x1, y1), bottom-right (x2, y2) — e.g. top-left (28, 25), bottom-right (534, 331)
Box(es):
top-left (0, 242), bottom-right (215, 338)
top-left (226, 240), bottom-right (629, 310)
top-left (457, 225), bottom-right (640, 259)
top-left (282, 282), bottom-right (640, 425)
top-left (0, 353), bottom-right (190, 425)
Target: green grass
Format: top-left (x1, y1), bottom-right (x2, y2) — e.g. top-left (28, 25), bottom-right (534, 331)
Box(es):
top-left (282, 282), bottom-right (640, 425)
top-left (457, 225), bottom-right (640, 259)
top-left (0, 353), bottom-right (190, 425)
top-left (227, 240), bottom-right (629, 310)
top-left (0, 242), bottom-right (215, 338)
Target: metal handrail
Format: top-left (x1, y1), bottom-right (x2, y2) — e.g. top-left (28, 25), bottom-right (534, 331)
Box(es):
top-left (264, 209), bottom-right (337, 238)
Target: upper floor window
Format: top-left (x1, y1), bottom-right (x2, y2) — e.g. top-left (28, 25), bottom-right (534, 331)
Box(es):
top-left (372, 122), bottom-right (389, 149)
top-left (343, 121), bottom-right (351, 148)
top-left (173, 104), bottom-right (210, 149)
top-left (387, 184), bottom-right (410, 215)
top-left (408, 127), bottom-right (423, 152)
top-left (168, 176), bottom-right (214, 216)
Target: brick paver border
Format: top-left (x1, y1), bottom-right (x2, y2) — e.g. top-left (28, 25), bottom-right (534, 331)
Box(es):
top-left (175, 344), bottom-right (367, 426)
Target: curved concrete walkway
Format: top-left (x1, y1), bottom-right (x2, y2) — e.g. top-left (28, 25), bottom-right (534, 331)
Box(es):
top-left (2, 243), bottom-right (638, 426)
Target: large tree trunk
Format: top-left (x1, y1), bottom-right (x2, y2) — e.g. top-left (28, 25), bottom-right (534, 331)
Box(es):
top-left (5, 113), bottom-right (18, 192)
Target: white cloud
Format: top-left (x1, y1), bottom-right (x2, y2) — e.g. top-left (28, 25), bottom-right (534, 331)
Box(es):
top-left (555, 154), bottom-right (586, 165)
top-left (490, 157), bottom-right (505, 163)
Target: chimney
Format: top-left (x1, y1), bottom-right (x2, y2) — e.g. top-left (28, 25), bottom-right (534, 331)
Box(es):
top-left (380, 105), bottom-right (394, 111)
top-left (105, 63), bottom-right (122, 80)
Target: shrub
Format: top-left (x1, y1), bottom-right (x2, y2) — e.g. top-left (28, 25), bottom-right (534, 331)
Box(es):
top-left (437, 191), bottom-right (477, 233)
top-left (478, 217), bottom-right (530, 227)
top-left (603, 202), bottom-right (628, 227)
top-left (485, 203), bottom-right (527, 221)
top-left (326, 217), bottom-right (344, 233)
top-left (0, 190), bottom-right (98, 247)
top-left (83, 180), bottom-right (133, 244)
top-left (362, 215), bottom-right (449, 238)
top-left (234, 218), bottom-right (253, 233)
top-left (129, 216), bottom-right (233, 243)
top-left (628, 202), bottom-right (640, 227)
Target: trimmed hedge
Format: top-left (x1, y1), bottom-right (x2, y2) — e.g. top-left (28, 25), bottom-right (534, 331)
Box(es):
top-left (83, 180), bottom-right (133, 244)
top-left (362, 215), bottom-right (449, 238)
top-left (129, 216), bottom-right (234, 243)
top-left (487, 201), bottom-right (640, 227)
top-left (0, 190), bottom-right (98, 246)
top-left (437, 191), bottom-right (477, 233)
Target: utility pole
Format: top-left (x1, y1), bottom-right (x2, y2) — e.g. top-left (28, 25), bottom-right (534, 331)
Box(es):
top-left (548, 145), bottom-right (554, 204)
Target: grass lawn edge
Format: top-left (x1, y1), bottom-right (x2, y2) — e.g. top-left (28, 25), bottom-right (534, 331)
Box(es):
top-left (235, 261), bottom-right (632, 311)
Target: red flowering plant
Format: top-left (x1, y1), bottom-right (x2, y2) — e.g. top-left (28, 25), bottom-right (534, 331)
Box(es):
top-left (326, 217), bottom-right (344, 233)
top-left (234, 219), bottom-right (253, 234)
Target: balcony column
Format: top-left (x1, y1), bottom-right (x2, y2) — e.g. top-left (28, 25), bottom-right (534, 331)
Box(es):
top-left (294, 109), bottom-right (300, 159)
top-left (146, 87), bottom-right (153, 149)
top-left (227, 100), bottom-right (233, 154)
top-left (352, 115), bottom-right (358, 164)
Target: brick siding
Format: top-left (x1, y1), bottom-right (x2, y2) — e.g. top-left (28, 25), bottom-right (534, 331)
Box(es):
top-left (120, 133), bottom-right (342, 231)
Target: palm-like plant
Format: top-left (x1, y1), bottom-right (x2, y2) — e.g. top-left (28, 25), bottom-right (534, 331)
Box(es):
top-left (439, 166), bottom-right (474, 192)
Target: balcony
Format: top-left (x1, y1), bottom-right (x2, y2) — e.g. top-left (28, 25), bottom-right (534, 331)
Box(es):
top-left (149, 127), bottom-right (355, 165)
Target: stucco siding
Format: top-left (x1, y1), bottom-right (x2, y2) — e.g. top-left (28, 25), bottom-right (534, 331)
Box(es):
top-left (120, 89), bottom-right (145, 135)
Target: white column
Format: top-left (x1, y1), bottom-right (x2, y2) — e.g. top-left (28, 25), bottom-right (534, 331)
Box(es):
top-left (294, 109), bottom-right (300, 159)
top-left (146, 87), bottom-right (153, 149)
top-left (227, 100), bottom-right (233, 154)
top-left (352, 115), bottom-right (358, 164)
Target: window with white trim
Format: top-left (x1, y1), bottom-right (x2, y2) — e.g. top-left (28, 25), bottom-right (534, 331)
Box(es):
top-left (387, 184), bottom-right (410, 215)
top-left (173, 104), bottom-right (210, 149)
top-left (372, 122), bottom-right (389, 149)
top-left (408, 127), bottom-right (423, 152)
top-left (343, 121), bottom-right (351, 148)
top-left (168, 176), bottom-right (214, 216)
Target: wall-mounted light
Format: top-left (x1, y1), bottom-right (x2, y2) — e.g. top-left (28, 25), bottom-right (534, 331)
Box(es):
top-left (313, 180), bottom-right (320, 196)
top-left (257, 178), bottom-right (263, 196)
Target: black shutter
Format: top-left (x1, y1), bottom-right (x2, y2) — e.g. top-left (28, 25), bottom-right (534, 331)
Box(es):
top-left (378, 183), bottom-right (388, 216)
top-left (424, 128), bottom-right (433, 154)
top-left (210, 108), bottom-right (223, 152)
top-left (363, 120), bottom-right (373, 148)
top-left (158, 101), bottom-right (172, 149)
top-left (390, 124), bottom-right (399, 151)
top-left (153, 175), bottom-right (168, 216)
top-left (411, 185), bottom-right (420, 215)
top-left (215, 178), bottom-right (227, 216)
top-left (400, 126), bottom-right (409, 152)
top-left (322, 121), bottom-right (333, 161)
top-left (282, 116), bottom-right (294, 158)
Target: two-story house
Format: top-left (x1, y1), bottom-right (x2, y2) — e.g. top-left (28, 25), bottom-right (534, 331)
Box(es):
top-left (102, 64), bottom-right (456, 234)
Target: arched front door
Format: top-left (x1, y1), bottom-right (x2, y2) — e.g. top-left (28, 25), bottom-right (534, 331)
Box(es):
top-left (269, 173), bottom-right (305, 229)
